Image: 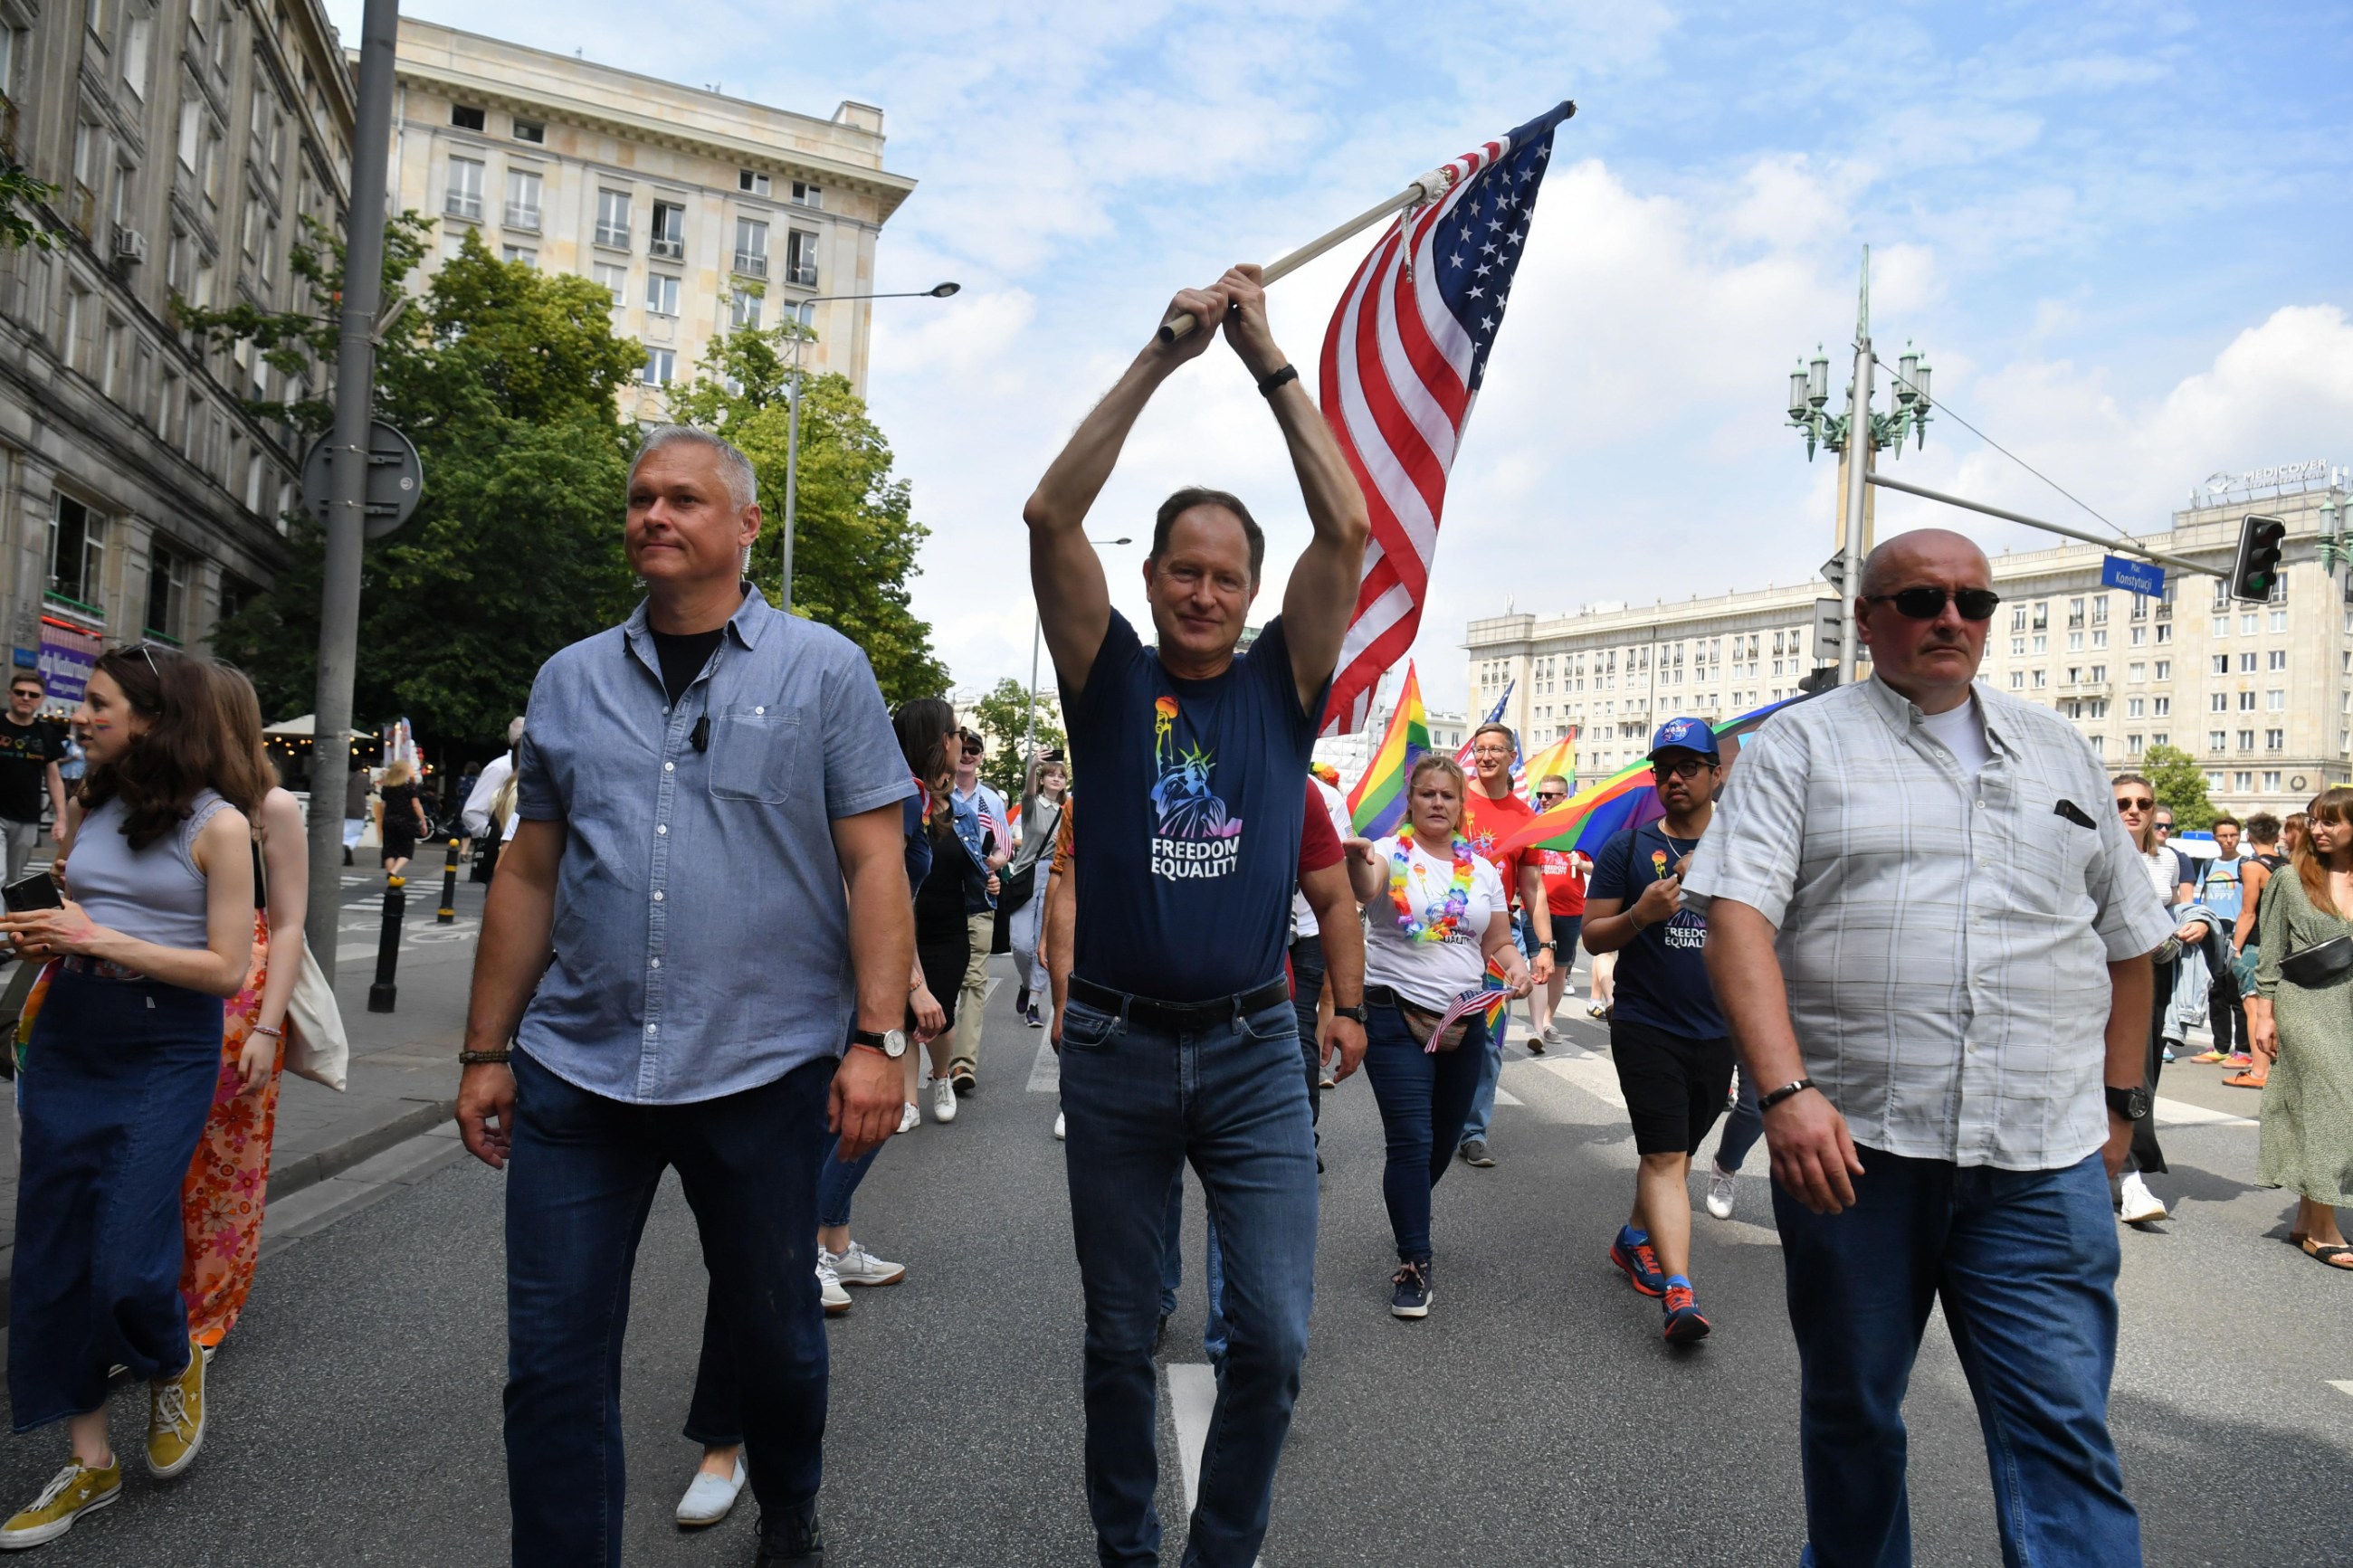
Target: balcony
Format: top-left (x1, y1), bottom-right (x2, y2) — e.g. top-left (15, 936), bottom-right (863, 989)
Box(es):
top-left (732, 250), bottom-right (767, 279)
top-left (443, 191), bottom-right (481, 223)
top-left (503, 203), bottom-right (540, 233)
top-left (69, 181), bottom-right (100, 239)
top-left (649, 235), bottom-right (682, 261)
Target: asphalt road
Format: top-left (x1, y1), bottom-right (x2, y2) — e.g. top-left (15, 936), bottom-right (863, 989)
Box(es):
top-left (4, 958), bottom-right (2348, 1566)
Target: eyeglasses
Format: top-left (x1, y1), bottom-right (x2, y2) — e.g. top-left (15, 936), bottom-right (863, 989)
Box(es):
top-left (1863, 586), bottom-right (2003, 622)
top-left (1470, 746), bottom-right (1512, 759)
top-left (2116, 797), bottom-right (2155, 812)
top-left (1651, 756), bottom-right (1715, 779)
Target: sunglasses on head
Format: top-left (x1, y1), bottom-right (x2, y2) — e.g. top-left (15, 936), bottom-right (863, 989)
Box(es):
top-left (1865, 586), bottom-right (2002, 622)
top-left (2116, 797), bottom-right (2155, 812)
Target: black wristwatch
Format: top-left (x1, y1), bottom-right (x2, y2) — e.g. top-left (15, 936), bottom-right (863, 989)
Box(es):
top-left (850, 1028), bottom-right (909, 1060)
top-left (1537, 940), bottom-right (1558, 953)
top-left (1333, 1002), bottom-right (1369, 1026)
top-left (2104, 1084), bottom-right (2149, 1122)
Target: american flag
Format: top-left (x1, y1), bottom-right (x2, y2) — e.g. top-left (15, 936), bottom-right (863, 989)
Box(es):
top-left (1319, 101), bottom-right (1575, 736)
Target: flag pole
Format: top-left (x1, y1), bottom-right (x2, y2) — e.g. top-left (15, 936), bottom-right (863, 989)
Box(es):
top-left (1157, 168), bottom-right (1457, 345)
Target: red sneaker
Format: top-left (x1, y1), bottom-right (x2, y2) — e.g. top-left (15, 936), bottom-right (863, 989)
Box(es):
top-left (1609, 1235), bottom-right (1665, 1297)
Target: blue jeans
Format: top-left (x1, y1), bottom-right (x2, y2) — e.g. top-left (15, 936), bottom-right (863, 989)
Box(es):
top-left (1060, 987), bottom-right (1318, 1568)
top-left (1360, 999), bottom-right (1486, 1260)
top-left (505, 1050), bottom-right (834, 1567)
top-left (1718, 1067), bottom-right (1764, 1173)
top-left (1158, 1177), bottom-right (1229, 1369)
top-left (1458, 917), bottom-right (1523, 1146)
top-left (9, 968), bottom-right (222, 1428)
top-left (1290, 933), bottom-right (1326, 1131)
top-left (1774, 1147), bottom-right (2139, 1568)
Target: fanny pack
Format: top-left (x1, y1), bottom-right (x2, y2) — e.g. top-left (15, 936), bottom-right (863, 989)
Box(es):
top-left (1367, 984), bottom-right (1471, 1053)
top-left (2280, 933), bottom-right (2353, 988)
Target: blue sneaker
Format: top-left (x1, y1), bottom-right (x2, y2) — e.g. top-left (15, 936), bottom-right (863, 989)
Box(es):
top-left (1662, 1282), bottom-right (1711, 1344)
top-left (1609, 1232), bottom-right (1666, 1297)
top-left (1389, 1259), bottom-right (1432, 1319)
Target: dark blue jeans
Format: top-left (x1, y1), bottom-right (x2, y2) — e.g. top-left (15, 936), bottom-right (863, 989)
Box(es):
top-left (1718, 1067), bottom-right (1764, 1173)
top-left (1289, 933), bottom-right (1326, 1129)
top-left (505, 1050), bottom-right (834, 1568)
top-left (1359, 999), bottom-right (1486, 1260)
top-left (1774, 1146), bottom-right (2139, 1568)
top-left (9, 968), bottom-right (222, 1428)
top-left (1060, 987), bottom-right (1317, 1568)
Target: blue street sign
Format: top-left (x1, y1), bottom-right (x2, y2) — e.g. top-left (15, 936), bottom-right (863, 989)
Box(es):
top-left (2101, 555), bottom-right (2165, 597)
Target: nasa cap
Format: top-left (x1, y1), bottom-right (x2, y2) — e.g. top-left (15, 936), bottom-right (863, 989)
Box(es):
top-left (1647, 717), bottom-right (1720, 761)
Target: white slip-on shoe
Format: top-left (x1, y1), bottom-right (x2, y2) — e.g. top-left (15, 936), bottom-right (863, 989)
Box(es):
top-left (674, 1454), bottom-right (746, 1528)
top-left (930, 1074), bottom-right (958, 1125)
top-left (2119, 1172), bottom-right (2167, 1224)
top-left (1053, 1109), bottom-right (1066, 1141)
top-left (1704, 1160), bottom-right (1738, 1221)
top-left (898, 1100), bottom-right (920, 1134)
top-left (826, 1240), bottom-right (907, 1288)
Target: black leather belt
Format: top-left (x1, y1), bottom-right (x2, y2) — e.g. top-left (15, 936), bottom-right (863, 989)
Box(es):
top-left (1068, 974), bottom-right (1291, 1031)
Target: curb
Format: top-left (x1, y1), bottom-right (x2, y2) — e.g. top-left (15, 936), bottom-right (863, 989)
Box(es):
top-left (0, 1096), bottom-right (456, 1331)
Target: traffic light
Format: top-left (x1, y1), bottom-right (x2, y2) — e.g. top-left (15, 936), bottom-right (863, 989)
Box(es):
top-left (1798, 667), bottom-right (1841, 696)
top-left (2231, 514), bottom-right (2286, 603)
top-left (1810, 595), bottom-right (1845, 662)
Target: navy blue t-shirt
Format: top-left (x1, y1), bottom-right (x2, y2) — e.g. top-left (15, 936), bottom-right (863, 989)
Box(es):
top-left (1064, 610), bottom-right (1326, 1001)
top-left (1589, 820), bottom-right (1726, 1041)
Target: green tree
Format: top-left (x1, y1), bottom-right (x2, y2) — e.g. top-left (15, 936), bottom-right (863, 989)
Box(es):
top-left (2140, 743), bottom-right (2216, 832)
top-left (195, 225), bottom-right (644, 744)
top-left (0, 164), bottom-right (60, 252)
top-left (966, 676), bottom-right (1065, 801)
top-left (669, 325), bottom-right (946, 703)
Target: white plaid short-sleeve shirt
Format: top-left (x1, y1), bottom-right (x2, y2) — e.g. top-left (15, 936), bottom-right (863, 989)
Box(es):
top-left (1682, 676), bottom-right (2175, 1172)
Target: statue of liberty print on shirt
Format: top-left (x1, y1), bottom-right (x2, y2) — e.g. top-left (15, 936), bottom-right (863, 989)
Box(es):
top-left (1148, 694), bottom-right (1243, 880)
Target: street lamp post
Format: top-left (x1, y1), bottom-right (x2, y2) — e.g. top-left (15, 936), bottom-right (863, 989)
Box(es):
top-left (1783, 245), bottom-right (1932, 686)
top-left (777, 281), bottom-right (960, 613)
top-left (1024, 537), bottom-right (1131, 765)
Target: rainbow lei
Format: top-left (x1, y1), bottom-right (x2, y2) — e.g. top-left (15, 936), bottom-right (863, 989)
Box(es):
top-left (1389, 832), bottom-right (1474, 943)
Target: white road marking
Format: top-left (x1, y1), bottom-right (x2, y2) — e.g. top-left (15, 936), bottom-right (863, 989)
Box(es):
top-left (1167, 1363), bottom-right (1216, 1514)
top-left (1534, 1050), bottom-right (1626, 1109)
top-left (1027, 1036), bottom-right (1060, 1093)
top-left (2329, 1380), bottom-right (2353, 1400)
top-left (1493, 1085), bottom-right (1523, 1107)
top-left (2155, 1096), bottom-right (2257, 1129)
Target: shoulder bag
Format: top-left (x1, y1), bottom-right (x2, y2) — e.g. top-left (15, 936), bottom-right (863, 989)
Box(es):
top-left (2279, 931), bottom-right (2353, 988)
top-left (285, 939), bottom-right (350, 1091)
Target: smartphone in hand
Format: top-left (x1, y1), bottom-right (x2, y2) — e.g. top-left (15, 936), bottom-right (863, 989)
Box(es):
top-left (2, 870), bottom-right (62, 914)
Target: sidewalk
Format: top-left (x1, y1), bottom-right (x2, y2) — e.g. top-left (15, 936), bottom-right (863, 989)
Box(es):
top-left (0, 857), bottom-right (485, 1322)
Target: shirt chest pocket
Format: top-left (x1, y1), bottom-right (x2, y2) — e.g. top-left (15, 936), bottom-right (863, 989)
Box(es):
top-left (708, 706), bottom-right (805, 805)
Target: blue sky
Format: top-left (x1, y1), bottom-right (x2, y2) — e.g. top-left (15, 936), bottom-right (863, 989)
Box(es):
top-left (328, 0), bottom-right (2353, 713)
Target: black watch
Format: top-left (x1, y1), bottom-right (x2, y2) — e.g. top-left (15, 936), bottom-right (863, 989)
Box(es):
top-left (850, 1028), bottom-right (909, 1060)
top-left (1537, 939), bottom-right (1558, 952)
top-left (2104, 1084), bottom-right (2149, 1122)
top-left (1333, 1002), bottom-right (1369, 1025)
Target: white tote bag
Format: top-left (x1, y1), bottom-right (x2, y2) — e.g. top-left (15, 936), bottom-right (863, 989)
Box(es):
top-left (284, 940), bottom-right (349, 1092)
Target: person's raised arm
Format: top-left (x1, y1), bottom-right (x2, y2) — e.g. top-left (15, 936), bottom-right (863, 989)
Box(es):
top-left (831, 801), bottom-right (918, 1162)
top-left (456, 816), bottom-right (565, 1168)
top-left (1024, 275), bottom-right (1236, 696)
top-left (1705, 898), bottom-right (1863, 1215)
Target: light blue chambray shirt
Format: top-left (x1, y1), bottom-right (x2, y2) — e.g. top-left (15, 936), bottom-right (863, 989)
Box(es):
top-left (513, 586), bottom-right (914, 1105)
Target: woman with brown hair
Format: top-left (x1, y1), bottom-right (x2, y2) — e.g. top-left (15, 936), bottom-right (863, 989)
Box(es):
top-left (0, 646), bottom-right (253, 1549)
top-left (373, 755), bottom-right (429, 878)
top-left (175, 664), bottom-right (310, 1352)
top-left (2251, 786), bottom-right (2353, 1269)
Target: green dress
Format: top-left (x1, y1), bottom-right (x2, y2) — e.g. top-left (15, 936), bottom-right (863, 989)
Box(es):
top-left (2254, 868), bottom-right (2353, 1206)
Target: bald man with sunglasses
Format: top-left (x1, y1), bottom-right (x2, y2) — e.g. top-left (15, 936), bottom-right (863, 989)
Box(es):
top-left (1684, 528), bottom-right (2174, 1568)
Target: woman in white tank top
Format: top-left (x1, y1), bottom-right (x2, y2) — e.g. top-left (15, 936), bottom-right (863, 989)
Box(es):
top-left (0, 645), bottom-right (252, 1550)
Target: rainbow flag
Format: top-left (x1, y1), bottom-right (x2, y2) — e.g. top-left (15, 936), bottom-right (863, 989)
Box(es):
top-left (1517, 730), bottom-right (1577, 802)
top-left (1492, 697), bottom-right (1810, 860)
top-left (1348, 662), bottom-right (1430, 837)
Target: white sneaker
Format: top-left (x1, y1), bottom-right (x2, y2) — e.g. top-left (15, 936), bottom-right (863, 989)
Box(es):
top-left (930, 1074), bottom-right (958, 1125)
top-left (2119, 1172), bottom-right (2167, 1223)
top-left (898, 1100), bottom-right (920, 1134)
top-left (825, 1240), bottom-right (906, 1288)
top-left (1053, 1109), bottom-right (1065, 1141)
top-left (674, 1453), bottom-right (746, 1527)
top-left (816, 1258), bottom-right (852, 1316)
top-left (1704, 1159), bottom-right (1738, 1221)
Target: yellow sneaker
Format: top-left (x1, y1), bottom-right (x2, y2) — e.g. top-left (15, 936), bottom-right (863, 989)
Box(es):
top-left (0, 1459), bottom-right (120, 1549)
top-left (146, 1342), bottom-right (206, 1478)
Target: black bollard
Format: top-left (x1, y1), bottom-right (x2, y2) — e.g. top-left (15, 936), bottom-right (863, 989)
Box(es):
top-left (437, 836), bottom-right (460, 924)
top-left (367, 873), bottom-right (405, 1013)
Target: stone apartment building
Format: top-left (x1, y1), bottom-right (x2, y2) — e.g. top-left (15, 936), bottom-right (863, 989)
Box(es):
top-left (0, 0), bottom-right (354, 698)
top-left (1463, 477), bottom-right (2351, 819)
top-left (383, 18), bottom-right (915, 413)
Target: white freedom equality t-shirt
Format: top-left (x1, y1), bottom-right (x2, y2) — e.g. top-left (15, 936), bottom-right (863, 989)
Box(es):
top-left (1363, 833), bottom-right (1510, 1012)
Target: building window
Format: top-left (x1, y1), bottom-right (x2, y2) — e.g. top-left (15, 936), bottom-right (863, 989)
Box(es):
top-left (145, 539), bottom-right (190, 641)
top-left (2129, 625), bottom-right (2146, 645)
top-left (2128, 698), bottom-right (2144, 718)
top-left (2211, 654), bottom-right (2228, 675)
top-left (2153, 697), bottom-right (2169, 717)
top-left (2238, 730), bottom-right (2255, 752)
top-left (2032, 670), bottom-right (2047, 689)
top-left (2265, 728), bottom-right (2284, 751)
top-left (48, 497), bottom-right (104, 609)
top-left (2208, 730), bottom-right (2227, 753)
top-left (2267, 689), bottom-right (2285, 710)
top-left (2089, 735), bottom-right (2104, 758)
top-left (451, 104), bottom-right (486, 132)
top-left (645, 272), bottom-right (680, 316)
top-left (2211, 693), bottom-right (2229, 713)
top-left (2240, 613), bottom-right (2258, 635)
top-left (739, 169), bottom-right (770, 195)
top-left (2033, 634), bottom-right (2047, 653)
top-left (785, 228), bottom-right (819, 287)
top-left (444, 157), bottom-right (483, 222)
top-left (2128, 734), bottom-right (2144, 755)
top-left (593, 261), bottom-right (626, 304)
top-left (733, 216), bottom-right (768, 277)
top-left (2268, 649), bottom-right (2287, 670)
top-left (2155, 622), bottom-right (2171, 643)
top-left (2154, 660), bottom-right (2170, 680)
top-left (2128, 662), bottom-right (2145, 683)
top-left (2067, 632), bottom-right (2083, 651)
top-left (2234, 771), bottom-right (2253, 791)
top-left (650, 201), bottom-right (685, 261)
top-left (2213, 616), bottom-right (2229, 637)
top-left (2152, 732), bottom-right (2168, 748)
top-left (2263, 770), bottom-right (2282, 791)
top-left (2009, 671), bottom-right (2024, 690)
top-left (504, 168), bottom-right (541, 232)
top-left (640, 347), bottom-right (674, 385)
top-left (595, 189), bottom-right (631, 249)
top-left (729, 287), bottom-right (760, 328)
top-left (790, 181), bottom-right (821, 208)
top-left (500, 244), bottom-right (537, 267)
top-left (511, 118), bottom-right (545, 144)
top-left (2269, 609), bottom-right (2288, 632)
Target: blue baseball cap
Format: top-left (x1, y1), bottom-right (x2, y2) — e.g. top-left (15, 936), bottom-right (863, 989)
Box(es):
top-left (1648, 717), bottom-right (1720, 761)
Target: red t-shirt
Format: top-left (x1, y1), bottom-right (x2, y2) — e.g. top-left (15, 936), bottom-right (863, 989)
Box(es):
top-left (1298, 780), bottom-right (1343, 877)
top-left (1462, 787), bottom-right (1534, 908)
top-left (1532, 848), bottom-right (1590, 917)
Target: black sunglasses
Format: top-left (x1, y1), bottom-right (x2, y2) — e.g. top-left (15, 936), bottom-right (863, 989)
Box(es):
top-left (1864, 586), bottom-right (2002, 622)
top-left (2117, 797), bottom-right (2155, 812)
top-left (1651, 756), bottom-right (1715, 779)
